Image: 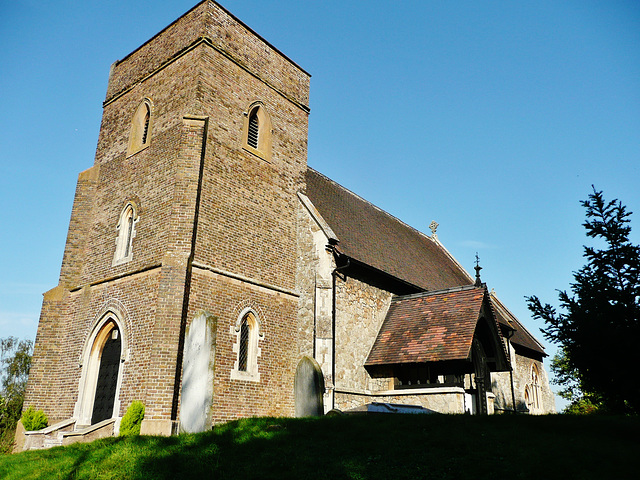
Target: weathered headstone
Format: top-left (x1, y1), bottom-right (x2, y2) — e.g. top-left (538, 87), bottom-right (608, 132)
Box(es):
top-left (179, 312), bottom-right (217, 433)
top-left (294, 356), bottom-right (325, 417)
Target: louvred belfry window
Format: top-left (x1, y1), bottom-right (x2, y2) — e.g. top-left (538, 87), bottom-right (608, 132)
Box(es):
top-left (127, 99), bottom-right (153, 156)
top-left (141, 107), bottom-right (150, 145)
top-left (247, 111), bottom-right (259, 149)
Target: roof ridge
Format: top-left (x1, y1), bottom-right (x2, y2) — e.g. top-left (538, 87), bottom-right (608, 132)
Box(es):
top-left (307, 167), bottom-right (435, 244)
top-left (392, 284), bottom-right (480, 302)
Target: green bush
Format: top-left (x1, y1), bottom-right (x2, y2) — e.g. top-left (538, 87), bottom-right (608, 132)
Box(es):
top-left (564, 397), bottom-right (603, 415)
top-left (20, 407), bottom-right (48, 431)
top-left (119, 401), bottom-right (145, 436)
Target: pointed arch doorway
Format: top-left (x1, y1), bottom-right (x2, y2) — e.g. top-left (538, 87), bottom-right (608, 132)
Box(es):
top-left (75, 316), bottom-right (125, 426)
top-left (91, 325), bottom-right (121, 424)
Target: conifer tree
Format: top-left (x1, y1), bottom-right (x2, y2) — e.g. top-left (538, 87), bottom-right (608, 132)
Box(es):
top-left (527, 187), bottom-right (640, 414)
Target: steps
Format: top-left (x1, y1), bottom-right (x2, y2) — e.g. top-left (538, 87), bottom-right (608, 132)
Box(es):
top-left (21, 418), bottom-right (116, 451)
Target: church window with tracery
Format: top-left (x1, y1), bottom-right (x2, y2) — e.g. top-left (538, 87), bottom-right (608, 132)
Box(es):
top-left (526, 363), bottom-right (542, 414)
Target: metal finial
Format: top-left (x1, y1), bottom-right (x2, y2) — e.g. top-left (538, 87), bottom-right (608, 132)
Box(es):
top-left (429, 220), bottom-right (439, 240)
top-left (474, 252), bottom-right (483, 287)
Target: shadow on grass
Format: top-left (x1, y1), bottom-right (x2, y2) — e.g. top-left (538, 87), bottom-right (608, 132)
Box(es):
top-left (1, 415), bottom-right (639, 479)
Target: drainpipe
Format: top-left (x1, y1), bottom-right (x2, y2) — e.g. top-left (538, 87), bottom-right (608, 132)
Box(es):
top-left (331, 254), bottom-right (350, 411)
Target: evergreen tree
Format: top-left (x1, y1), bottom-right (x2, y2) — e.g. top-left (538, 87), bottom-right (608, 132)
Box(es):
top-left (527, 187), bottom-right (640, 414)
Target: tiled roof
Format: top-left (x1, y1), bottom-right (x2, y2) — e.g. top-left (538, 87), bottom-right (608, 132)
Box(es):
top-left (490, 293), bottom-right (546, 356)
top-left (305, 168), bottom-right (473, 291)
top-left (366, 287), bottom-right (486, 365)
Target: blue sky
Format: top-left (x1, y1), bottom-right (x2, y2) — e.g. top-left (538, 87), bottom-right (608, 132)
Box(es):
top-left (1, 1), bottom-right (639, 409)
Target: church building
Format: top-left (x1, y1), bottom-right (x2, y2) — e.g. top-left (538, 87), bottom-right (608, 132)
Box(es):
top-left (19, 0), bottom-right (554, 449)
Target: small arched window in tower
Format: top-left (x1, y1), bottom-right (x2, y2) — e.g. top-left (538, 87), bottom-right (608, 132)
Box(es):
top-left (231, 309), bottom-right (262, 381)
top-left (127, 99), bottom-right (153, 156)
top-left (112, 203), bottom-right (138, 266)
top-left (247, 110), bottom-right (259, 149)
top-left (242, 103), bottom-right (272, 161)
top-left (141, 107), bottom-right (150, 145)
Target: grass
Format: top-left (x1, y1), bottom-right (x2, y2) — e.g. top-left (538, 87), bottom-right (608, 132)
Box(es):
top-left (0, 414), bottom-right (638, 479)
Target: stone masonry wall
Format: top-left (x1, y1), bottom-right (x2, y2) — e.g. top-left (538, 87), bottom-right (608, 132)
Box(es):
top-left (296, 197), bottom-right (336, 410)
top-left (334, 275), bottom-right (394, 393)
top-left (491, 347), bottom-right (556, 414)
top-left (295, 200), bottom-right (318, 363)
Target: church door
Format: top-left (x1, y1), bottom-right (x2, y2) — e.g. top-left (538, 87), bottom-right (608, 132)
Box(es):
top-left (91, 328), bottom-right (121, 424)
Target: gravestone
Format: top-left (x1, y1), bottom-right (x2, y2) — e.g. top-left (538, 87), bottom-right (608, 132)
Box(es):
top-left (294, 356), bottom-right (325, 417)
top-left (179, 312), bottom-right (217, 433)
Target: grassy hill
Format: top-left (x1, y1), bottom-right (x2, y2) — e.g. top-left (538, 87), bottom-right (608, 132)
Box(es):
top-left (1, 414), bottom-right (638, 479)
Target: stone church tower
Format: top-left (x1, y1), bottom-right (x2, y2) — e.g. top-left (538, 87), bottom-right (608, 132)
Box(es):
top-left (24, 0), bottom-right (311, 436)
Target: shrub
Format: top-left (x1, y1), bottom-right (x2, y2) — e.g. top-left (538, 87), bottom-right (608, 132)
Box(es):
top-left (564, 397), bottom-right (603, 415)
top-left (21, 406), bottom-right (48, 431)
top-left (119, 401), bottom-right (145, 436)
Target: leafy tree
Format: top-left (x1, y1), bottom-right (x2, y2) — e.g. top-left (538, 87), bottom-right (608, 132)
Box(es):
top-left (0, 337), bottom-right (33, 453)
top-left (527, 187), bottom-right (640, 414)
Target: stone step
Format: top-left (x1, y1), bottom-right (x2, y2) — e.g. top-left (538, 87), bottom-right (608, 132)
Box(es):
top-left (43, 436), bottom-right (63, 448)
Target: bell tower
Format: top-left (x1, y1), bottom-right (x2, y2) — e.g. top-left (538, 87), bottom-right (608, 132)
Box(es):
top-left (24, 0), bottom-right (310, 437)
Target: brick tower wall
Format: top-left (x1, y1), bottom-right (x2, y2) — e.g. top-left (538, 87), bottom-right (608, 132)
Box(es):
top-left (25, 0), bottom-right (311, 429)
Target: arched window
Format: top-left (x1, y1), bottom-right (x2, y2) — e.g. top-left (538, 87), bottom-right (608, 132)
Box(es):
top-left (242, 103), bottom-right (272, 161)
top-left (530, 364), bottom-right (541, 414)
top-left (247, 110), bottom-right (259, 149)
top-left (112, 203), bottom-right (138, 266)
top-left (127, 99), bottom-right (153, 156)
top-left (231, 309), bottom-right (261, 382)
top-left (238, 314), bottom-right (251, 371)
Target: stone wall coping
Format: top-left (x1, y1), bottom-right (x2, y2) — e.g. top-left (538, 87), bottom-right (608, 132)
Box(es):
top-left (24, 418), bottom-right (76, 435)
top-left (62, 419), bottom-right (116, 438)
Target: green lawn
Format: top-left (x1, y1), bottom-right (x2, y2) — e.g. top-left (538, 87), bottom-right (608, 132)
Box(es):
top-left (1, 414), bottom-right (638, 479)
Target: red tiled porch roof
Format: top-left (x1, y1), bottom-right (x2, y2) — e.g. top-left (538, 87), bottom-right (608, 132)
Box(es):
top-left (366, 286), bottom-right (487, 366)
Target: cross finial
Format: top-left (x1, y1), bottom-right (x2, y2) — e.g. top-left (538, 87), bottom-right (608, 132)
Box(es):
top-left (429, 220), bottom-right (439, 240)
top-left (474, 252), bottom-right (483, 286)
